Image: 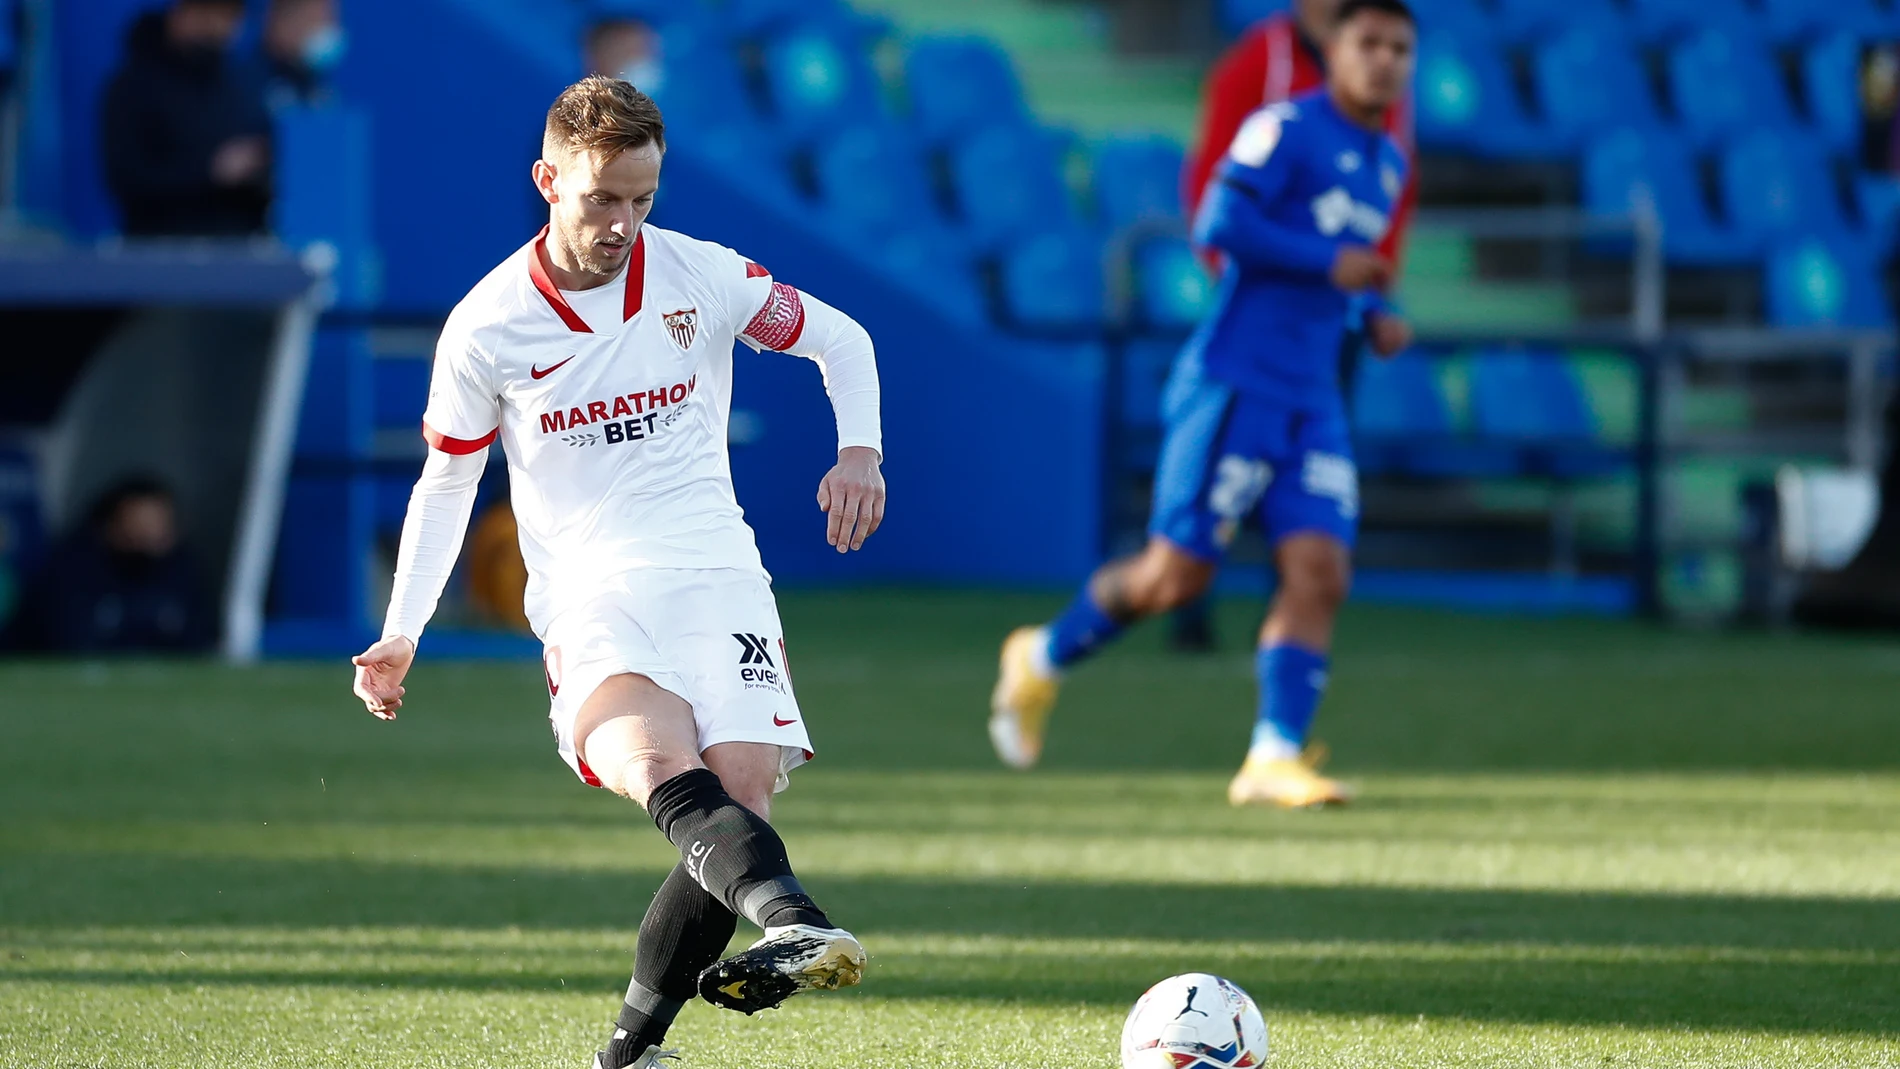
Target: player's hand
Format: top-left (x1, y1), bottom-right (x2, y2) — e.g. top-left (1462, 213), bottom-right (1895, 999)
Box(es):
top-left (1367, 313), bottom-right (1413, 358)
top-left (1330, 247), bottom-right (1393, 292)
top-left (818, 445), bottom-right (885, 553)
top-left (351, 636), bottom-right (416, 721)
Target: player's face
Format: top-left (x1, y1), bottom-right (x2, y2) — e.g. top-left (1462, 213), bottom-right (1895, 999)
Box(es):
top-left (1329, 12), bottom-right (1415, 114)
top-left (540, 143), bottom-right (662, 278)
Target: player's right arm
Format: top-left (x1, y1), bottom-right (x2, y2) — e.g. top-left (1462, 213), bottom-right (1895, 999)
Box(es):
top-left (1194, 108), bottom-right (1392, 292)
top-left (351, 329), bottom-right (499, 720)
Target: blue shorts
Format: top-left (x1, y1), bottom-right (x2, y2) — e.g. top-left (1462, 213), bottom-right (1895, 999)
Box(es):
top-left (1149, 356), bottom-right (1359, 563)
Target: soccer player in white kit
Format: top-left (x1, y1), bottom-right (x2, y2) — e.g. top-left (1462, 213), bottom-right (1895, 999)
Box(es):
top-left (349, 77), bottom-right (884, 1069)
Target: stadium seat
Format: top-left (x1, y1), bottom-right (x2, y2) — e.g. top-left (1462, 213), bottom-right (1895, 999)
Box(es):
top-left (1667, 30), bottom-right (1798, 150)
top-left (1718, 128), bottom-right (1855, 250)
top-left (1219, 0), bottom-right (1292, 36)
top-left (1764, 239), bottom-right (1894, 328)
top-left (948, 124), bottom-right (1078, 254)
top-left (812, 124), bottom-right (943, 243)
top-left (1531, 26), bottom-right (1664, 149)
top-left (1624, 0), bottom-right (1759, 44)
top-left (1855, 174), bottom-right (1900, 261)
top-left (1582, 128), bottom-right (1754, 265)
top-left (881, 229), bottom-right (987, 323)
top-left (373, 358), bottom-right (431, 434)
top-left (1092, 135), bottom-right (1186, 233)
top-left (761, 25), bottom-right (887, 142)
top-left (1000, 231), bottom-right (1106, 331)
top-left (1490, 0), bottom-right (1626, 43)
top-left (1352, 352), bottom-right (1521, 477)
top-left (1132, 237), bottom-right (1215, 332)
top-left (1414, 32), bottom-right (1562, 159)
top-left (904, 36), bottom-right (1030, 146)
top-left (1758, 0), bottom-right (1895, 43)
top-left (1805, 33), bottom-right (1864, 157)
top-left (1407, 0), bottom-right (1492, 40)
top-left (0, 0), bottom-right (15, 79)
top-left (719, 0), bottom-right (848, 37)
top-left (651, 24), bottom-right (766, 136)
top-left (1469, 349), bottom-right (1625, 478)
top-left (1117, 338), bottom-right (1180, 431)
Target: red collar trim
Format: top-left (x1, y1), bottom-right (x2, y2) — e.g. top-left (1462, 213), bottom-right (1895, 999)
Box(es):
top-left (528, 225), bottom-right (645, 333)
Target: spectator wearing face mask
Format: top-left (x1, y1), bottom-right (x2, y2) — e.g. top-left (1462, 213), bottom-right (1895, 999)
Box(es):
top-left (262, 0), bottom-right (346, 109)
top-left (16, 476), bottom-right (212, 654)
top-left (99, 0), bottom-right (272, 237)
top-left (583, 16), bottom-right (663, 93)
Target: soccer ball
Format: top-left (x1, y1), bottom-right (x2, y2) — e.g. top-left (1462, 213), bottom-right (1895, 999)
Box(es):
top-left (1120, 972), bottom-right (1269, 1069)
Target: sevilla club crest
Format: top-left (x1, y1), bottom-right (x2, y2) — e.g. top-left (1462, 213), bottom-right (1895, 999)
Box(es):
top-left (663, 307), bottom-right (698, 350)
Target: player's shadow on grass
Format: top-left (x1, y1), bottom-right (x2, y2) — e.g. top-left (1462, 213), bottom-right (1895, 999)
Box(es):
top-left (4, 853), bottom-right (1895, 1035)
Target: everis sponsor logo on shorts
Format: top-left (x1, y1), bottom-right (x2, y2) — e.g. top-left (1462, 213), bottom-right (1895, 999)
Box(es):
top-left (733, 633), bottom-right (784, 691)
top-left (538, 376), bottom-right (699, 447)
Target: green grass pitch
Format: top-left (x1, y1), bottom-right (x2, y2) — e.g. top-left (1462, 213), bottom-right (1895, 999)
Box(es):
top-left (3, 591), bottom-right (1897, 1068)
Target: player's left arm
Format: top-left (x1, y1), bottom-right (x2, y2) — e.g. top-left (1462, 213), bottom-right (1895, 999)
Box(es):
top-left (737, 278), bottom-right (886, 553)
top-left (1362, 141), bottom-right (1413, 358)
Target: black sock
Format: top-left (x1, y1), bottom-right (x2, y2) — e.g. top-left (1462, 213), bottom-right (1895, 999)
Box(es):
top-left (603, 862), bottom-right (739, 1068)
top-left (645, 768), bottom-right (833, 931)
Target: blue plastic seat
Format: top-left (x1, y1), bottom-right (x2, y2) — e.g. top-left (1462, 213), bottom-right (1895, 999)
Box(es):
top-left (1219, 0), bottom-right (1292, 35)
top-left (1532, 26), bottom-right (1663, 149)
top-left (1855, 174), bottom-right (1900, 262)
top-left (1408, 0), bottom-right (1492, 39)
top-left (1719, 128), bottom-right (1853, 249)
top-left (1000, 232), bottom-right (1106, 331)
top-left (1667, 29), bottom-right (1798, 150)
top-left (1133, 237), bottom-right (1215, 332)
top-left (1805, 33), bottom-right (1863, 156)
top-left (373, 359), bottom-right (431, 432)
top-left (651, 25), bottom-right (764, 135)
top-left (1414, 32), bottom-right (1562, 159)
top-left (1582, 128), bottom-right (1754, 265)
top-left (948, 124), bottom-right (1077, 253)
top-left (1117, 338), bottom-right (1180, 432)
top-left (0, 0), bottom-right (16, 77)
top-left (1092, 135), bottom-right (1185, 232)
top-left (1469, 350), bottom-right (1623, 477)
top-left (812, 124), bottom-right (941, 242)
top-left (1624, 0), bottom-right (1759, 43)
top-left (1765, 240), bottom-right (1893, 328)
top-left (904, 36), bottom-right (1029, 146)
top-left (1352, 353), bottom-right (1521, 477)
top-left (762, 25), bottom-right (886, 142)
top-left (881, 229), bottom-right (987, 324)
top-left (1490, 0), bottom-right (1626, 43)
top-left (718, 0), bottom-right (847, 37)
top-left (1759, 0), bottom-right (1895, 43)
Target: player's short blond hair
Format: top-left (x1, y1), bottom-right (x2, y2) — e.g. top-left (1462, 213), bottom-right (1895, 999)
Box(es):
top-left (542, 75), bottom-right (667, 164)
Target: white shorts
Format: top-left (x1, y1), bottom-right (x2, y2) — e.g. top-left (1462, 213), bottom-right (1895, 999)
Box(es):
top-left (541, 568), bottom-right (812, 793)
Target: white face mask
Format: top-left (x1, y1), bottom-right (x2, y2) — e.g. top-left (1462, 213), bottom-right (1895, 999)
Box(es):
top-left (617, 58), bottom-right (664, 95)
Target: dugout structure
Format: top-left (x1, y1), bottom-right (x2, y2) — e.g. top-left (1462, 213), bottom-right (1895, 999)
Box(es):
top-left (0, 242), bottom-right (326, 660)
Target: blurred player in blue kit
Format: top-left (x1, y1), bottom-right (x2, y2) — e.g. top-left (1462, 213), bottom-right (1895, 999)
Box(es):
top-left (990, 0), bottom-right (1417, 807)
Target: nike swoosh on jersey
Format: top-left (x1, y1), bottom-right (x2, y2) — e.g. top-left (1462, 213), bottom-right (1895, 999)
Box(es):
top-left (773, 714), bottom-right (798, 727)
top-left (530, 356), bottom-right (576, 380)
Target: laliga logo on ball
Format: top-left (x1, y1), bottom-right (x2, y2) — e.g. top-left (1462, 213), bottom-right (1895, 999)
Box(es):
top-left (1121, 973), bottom-right (1269, 1069)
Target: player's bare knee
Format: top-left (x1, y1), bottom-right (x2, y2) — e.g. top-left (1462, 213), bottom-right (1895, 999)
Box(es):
top-left (1120, 544), bottom-right (1213, 615)
top-left (1152, 558), bottom-right (1215, 612)
top-left (1287, 555), bottom-right (1351, 612)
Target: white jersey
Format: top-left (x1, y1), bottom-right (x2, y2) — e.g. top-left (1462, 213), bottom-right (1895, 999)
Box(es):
top-left (420, 224), bottom-right (868, 636)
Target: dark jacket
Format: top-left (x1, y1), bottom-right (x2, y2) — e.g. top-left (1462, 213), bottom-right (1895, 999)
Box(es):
top-left (99, 11), bottom-right (273, 237)
top-left (16, 533), bottom-right (212, 654)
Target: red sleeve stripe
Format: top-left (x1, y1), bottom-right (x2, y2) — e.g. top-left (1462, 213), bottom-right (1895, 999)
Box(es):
top-left (743, 281), bottom-right (807, 351)
top-left (422, 422), bottom-right (498, 454)
top-left (745, 261), bottom-right (770, 278)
